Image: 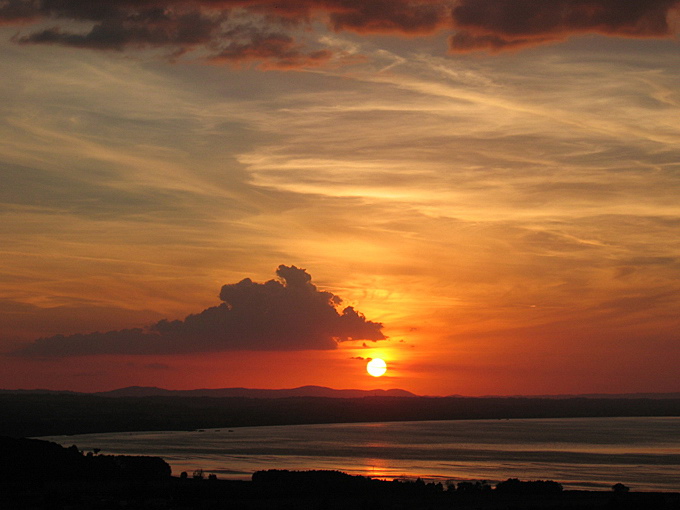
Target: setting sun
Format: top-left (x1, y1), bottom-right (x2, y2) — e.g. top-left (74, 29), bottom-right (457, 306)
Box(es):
top-left (366, 358), bottom-right (387, 377)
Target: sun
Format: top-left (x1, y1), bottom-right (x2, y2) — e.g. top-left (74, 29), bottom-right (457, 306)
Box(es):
top-left (366, 358), bottom-right (387, 377)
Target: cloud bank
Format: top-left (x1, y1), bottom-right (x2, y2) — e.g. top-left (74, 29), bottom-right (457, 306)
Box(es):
top-left (12, 265), bottom-right (385, 357)
top-left (3, 0), bottom-right (678, 67)
top-left (449, 0), bottom-right (680, 52)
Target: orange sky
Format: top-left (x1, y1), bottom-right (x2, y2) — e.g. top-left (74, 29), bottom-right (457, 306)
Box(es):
top-left (0, 0), bottom-right (679, 395)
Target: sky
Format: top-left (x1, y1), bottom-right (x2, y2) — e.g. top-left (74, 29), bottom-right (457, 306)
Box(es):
top-left (1, 0), bottom-right (679, 396)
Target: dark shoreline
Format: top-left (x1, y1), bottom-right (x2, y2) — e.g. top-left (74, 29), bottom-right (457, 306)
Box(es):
top-left (2, 392), bottom-right (680, 437)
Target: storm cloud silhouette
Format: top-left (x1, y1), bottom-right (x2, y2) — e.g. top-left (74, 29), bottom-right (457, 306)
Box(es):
top-left (12, 265), bottom-right (386, 357)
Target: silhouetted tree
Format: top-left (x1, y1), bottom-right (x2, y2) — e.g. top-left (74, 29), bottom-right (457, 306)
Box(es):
top-left (456, 480), bottom-right (490, 494)
top-left (612, 483), bottom-right (630, 493)
top-left (496, 478), bottom-right (563, 494)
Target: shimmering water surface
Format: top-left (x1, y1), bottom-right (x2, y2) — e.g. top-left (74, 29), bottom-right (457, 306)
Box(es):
top-left (41, 417), bottom-right (680, 491)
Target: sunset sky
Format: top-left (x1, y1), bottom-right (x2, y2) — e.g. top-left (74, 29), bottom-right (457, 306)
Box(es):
top-left (1, 0), bottom-right (679, 396)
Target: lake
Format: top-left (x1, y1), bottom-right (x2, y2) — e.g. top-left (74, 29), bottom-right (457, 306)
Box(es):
top-left (40, 416), bottom-right (680, 491)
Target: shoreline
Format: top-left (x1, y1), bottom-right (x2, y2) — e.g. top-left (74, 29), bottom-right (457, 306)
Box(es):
top-left (3, 392), bottom-right (680, 438)
top-left (35, 416), bottom-right (680, 493)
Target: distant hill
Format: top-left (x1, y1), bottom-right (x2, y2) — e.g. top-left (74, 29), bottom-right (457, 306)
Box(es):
top-left (93, 385), bottom-right (418, 399)
top-left (0, 388), bottom-right (81, 395)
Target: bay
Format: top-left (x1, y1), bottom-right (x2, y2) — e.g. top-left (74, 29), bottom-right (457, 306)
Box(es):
top-left (40, 416), bottom-right (680, 491)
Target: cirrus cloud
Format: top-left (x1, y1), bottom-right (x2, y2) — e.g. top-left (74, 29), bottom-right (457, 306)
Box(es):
top-left (10, 265), bottom-right (386, 357)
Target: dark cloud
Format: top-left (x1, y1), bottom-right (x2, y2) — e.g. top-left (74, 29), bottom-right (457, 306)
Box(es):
top-left (449, 0), bottom-right (680, 53)
top-left (0, 0), bottom-right (40, 24)
top-left (0, 0), bottom-right (448, 67)
top-left (10, 265), bottom-right (385, 357)
top-left (327, 0), bottom-right (448, 34)
top-left (15, 7), bottom-right (225, 51)
top-left (9, 0), bottom-right (340, 67)
top-left (3, 0), bottom-right (679, 64)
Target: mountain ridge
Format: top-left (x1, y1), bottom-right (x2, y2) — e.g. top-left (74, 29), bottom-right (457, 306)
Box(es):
top-left (92, 385), bottom-right (418, 398)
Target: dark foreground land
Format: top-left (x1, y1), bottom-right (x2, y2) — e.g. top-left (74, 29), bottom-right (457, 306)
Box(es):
top-left (2, 392), bottom-right (680, 437)
top-left (2, 437), bottom-right (679, 510)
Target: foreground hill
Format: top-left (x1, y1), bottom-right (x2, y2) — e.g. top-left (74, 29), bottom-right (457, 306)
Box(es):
top-left (0, 435), bottom-right (170, 482)
top-left (1, 393), bottom-right (679, 438)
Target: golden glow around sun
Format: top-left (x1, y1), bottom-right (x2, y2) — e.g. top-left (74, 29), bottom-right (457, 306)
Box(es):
top-left (366, 358), bottom-right (387, 377)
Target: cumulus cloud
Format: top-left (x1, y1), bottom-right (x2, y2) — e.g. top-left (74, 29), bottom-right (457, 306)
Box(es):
top-left (3, 0), bottom-right (679, 65)
top-left (11, 265), bottom-right (386, 357)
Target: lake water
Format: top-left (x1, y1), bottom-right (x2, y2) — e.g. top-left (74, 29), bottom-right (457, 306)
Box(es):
top-left (41, 417), bottom-right (680, 491)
